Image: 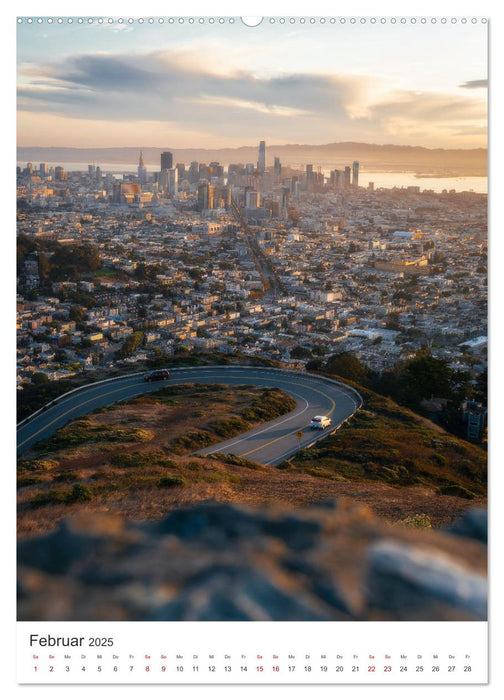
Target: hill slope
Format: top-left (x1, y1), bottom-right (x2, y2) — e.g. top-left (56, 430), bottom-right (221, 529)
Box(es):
top-left (17, 142), bottom-right (487, 176)
top-left (17, 381), bottom-right (486, 538)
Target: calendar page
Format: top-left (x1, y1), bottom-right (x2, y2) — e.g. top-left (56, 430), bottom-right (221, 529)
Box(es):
top-left (14, 3), bottom-right (489, 690)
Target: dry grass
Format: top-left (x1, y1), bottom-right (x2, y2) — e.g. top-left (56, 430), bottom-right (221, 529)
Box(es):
top-left (17, 383), bottom-right (486, 539)
top-left (288, 392), bottom-right (487, 498)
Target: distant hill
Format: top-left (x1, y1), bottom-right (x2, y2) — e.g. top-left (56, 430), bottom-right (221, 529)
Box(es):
top-left (17, 142), bottom-right (487, 176)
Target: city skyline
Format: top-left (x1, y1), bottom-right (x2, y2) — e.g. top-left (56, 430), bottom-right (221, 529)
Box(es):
top-left (17, 19), bottom-right (487, 149)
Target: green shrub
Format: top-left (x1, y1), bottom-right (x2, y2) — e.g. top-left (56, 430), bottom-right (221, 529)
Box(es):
top-left (29, 482), bottom-right (93, 507)
top-left (302, 466), bottom-right (342, 480)
top-left (241, 388), bottom-right (296, 422)
top-left (156, 457), bottom-right (178, 469)
top-left (157, 475), bottom-right (186, 488)
top-left (69, 483), bottom-right (93, 502)
top-left (39, 421), bottom-right (154, 451)
top-left (185, 461), bottom-right (202, 471)
top-left (208, 416), bottom-right (250, 438)
top-left (18, 475), bottom-right (49, 487)
top-left (213, 453), bottom-right (263, 469)
top-left (111, 452), bottom-right (152, 468)
top-left (30, 488), bottom-right (73, 507)
top-left (397, 514), bottom-right (433, 529)
top-left (171, 431), bottom-right (214, 452)
top-left (17, 459), bottom-right (59, 473)
top-left (53, 472), bottom-right (80, 482)
top-left (437, 484), bottom-right (476, 499)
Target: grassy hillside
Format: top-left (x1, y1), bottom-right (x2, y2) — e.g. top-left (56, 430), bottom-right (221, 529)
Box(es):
top-left (286, 386), bottom-right (486, 499)
top-left (17, 380), bottom-right (486, 538)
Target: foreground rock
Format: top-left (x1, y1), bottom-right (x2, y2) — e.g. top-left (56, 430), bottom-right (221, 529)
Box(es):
top-left (17, 500), bottom-right (487, 621)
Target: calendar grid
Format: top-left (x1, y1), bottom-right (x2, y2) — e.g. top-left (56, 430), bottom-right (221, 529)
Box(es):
top-left (18, 621), bottom-right (488, 684)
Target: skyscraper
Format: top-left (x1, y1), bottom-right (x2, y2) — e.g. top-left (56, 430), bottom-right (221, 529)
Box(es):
top-left (273, 156), bottom-right (282, 184)
top-left (158, 169), bottom-right (168, 192)
top-left (138, 151), bottom-right (147, 184)
top-left (330, 169), bottom-right (342, 190)
top-left (168, 168), bottom-right (178, 197)
top-left (188, 161), bottom-right (199, 183)
top-left (257, 141), bottom-right (266, 173)
top-left (161, 151), bottom-right (173, 171)
top-left (352, 161), bottom-right (359, 188)
top-left (245, 190), bottom-right (260, 208)
top-left (306, 164), bottom-right (314, 191)
top-left (39, 163), bottom-right (47, 178)
top-left (344, 166), bottom-right (351, 188)
top-left (176, 163), bottom-right (186, 182)
top-left (54, 166), bottom-right (67, 181)
top-left (280, 187), bottom-right (290, 219)
top-left (197, 183), bottom-right (214, 210)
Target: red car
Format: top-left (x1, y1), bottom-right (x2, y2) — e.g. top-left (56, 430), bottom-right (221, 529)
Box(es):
top-left (143, 369), bottom-right (170, 382)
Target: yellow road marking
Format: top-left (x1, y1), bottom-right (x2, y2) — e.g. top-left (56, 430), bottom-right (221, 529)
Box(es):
top-left (240, 384), bottom-right (336, 458)
top-left (18, 373), bottom-right (340, 453)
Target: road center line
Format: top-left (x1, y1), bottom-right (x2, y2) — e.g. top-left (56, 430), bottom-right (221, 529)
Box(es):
top-left (201, 387), bottom-right (310, 455)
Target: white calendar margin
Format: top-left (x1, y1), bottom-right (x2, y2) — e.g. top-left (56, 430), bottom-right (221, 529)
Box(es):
top-left (17, 621), bottom-right (488, 685)
top-left (5, 0), bottom-right (501, 698)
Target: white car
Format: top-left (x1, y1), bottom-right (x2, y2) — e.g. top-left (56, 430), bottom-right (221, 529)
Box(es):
top-left (310, 415), bottom-right (332, 430)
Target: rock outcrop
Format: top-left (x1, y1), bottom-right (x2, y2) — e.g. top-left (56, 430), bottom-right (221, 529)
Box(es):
top-left (17, 499), bottom-right (487, 622)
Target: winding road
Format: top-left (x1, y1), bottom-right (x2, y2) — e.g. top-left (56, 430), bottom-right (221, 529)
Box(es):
top-left (17, 366), bottom-right (362, 466)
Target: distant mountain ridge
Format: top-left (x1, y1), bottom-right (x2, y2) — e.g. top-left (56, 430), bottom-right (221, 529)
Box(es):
top-left (17, 142), bottom-right (487, 176)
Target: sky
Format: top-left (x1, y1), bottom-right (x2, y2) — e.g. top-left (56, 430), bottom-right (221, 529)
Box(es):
top-left (17, 17), bottom-right (488, 149)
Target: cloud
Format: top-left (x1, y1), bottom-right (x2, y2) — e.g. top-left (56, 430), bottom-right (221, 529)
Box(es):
top-left (17, 50), bottom-right (487, 147)
top-left (17, 51), bottom-right (371, 137)
top-left (184, 95), bottom-right (311, 118)
top-left (371, 90), bottom-right (487, 123)
top-left (459, 79), bottom-right (488, 89)
top-left (19, 51), bottom-right (360, 116)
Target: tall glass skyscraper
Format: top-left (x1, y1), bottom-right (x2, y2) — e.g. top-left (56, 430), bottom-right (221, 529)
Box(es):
top-left (352, 160), bottom-right (359, 188)
top-left (161, 151), bottom-right (173, 171)
top-left (257, 141), bottom-right (266, 173)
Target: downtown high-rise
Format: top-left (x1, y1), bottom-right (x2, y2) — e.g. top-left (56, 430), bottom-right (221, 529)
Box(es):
top-left (161, 151), bottom-right (173, 171)
top-left (352, 160), bottom-right (359, 188)
top-left (257, 141), bottom-right (266, 173)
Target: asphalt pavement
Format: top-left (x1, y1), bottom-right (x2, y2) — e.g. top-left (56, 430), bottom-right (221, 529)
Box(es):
top-left (17, 366), bottom-right (361, 465)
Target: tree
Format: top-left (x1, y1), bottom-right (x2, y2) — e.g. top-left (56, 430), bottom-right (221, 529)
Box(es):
top-left (306, 358), bottom-right (324, 371)
top-left (188, 268), bottom-right (204, 281)
top-left (325, 352), bottom-right (370, 385)
top-left (291, 345), bottom-right (312, 359)
top-left (397, 351), bottom-right (452, 409)
top-left (115, 331), bottom-right (144, 359)
top-left (373, 348), bottom-right (464, 417)
top-left (31, 372), bottom-right (49, 385)
top-left (175, 345), bottom-right (190, 356)
top-left (49, 243), bottom-right (101, 281)
top-left (38, 252), bottom-right (50, 281)
top-left (17, 235), bottom-right (37, 272)
top-left (69, 306), bottom-right (85, 323)
top-left (474, 368), bottom-right (488, 405)
top-left (385, 312), bottom-right (401, 331)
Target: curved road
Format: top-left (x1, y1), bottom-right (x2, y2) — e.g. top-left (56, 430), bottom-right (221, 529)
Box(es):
top-left (17, 367), bottom-right (361, 466)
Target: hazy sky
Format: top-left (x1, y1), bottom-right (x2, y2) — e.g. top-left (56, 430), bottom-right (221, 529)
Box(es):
top-left (17, 18), bottom-right (488, 149)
